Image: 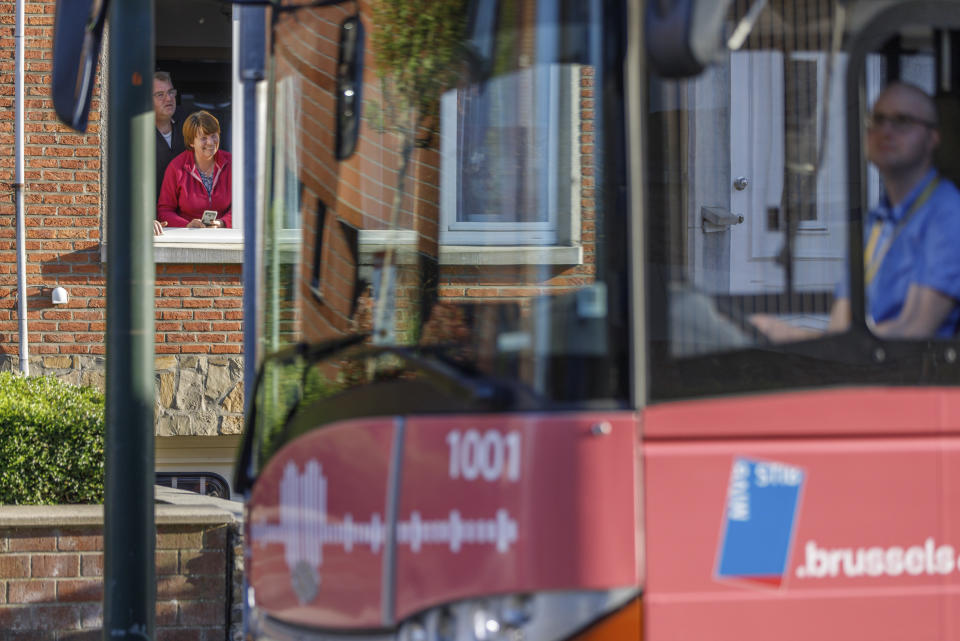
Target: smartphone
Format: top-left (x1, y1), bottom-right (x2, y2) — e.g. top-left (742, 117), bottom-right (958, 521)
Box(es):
top-left (201, 210), bottom-right (218, 225)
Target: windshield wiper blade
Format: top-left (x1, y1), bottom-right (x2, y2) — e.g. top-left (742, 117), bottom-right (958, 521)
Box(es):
top-left (374, 345), bottom-right (526, 410)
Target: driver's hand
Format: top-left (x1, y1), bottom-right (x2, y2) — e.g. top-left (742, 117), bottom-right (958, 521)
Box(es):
top-left (750, 314), bottom-right (818, 343)
top-left (186, 218), bottom-right (204, 228)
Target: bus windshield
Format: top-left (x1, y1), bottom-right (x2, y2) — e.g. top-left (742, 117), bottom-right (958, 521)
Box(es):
top-left (250, 0), bottom-right (629, 461)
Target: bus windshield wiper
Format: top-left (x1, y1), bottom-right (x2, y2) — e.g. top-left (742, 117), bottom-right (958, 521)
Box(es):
top-left (372, 345), bottom-right (539, 411)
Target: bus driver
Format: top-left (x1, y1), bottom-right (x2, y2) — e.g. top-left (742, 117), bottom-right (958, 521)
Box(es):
top-left (753, 82), bottom-right (960, 341)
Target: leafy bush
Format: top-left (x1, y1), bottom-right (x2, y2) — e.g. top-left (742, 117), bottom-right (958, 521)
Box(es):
top-left (0, 373), bottom-right (105, 504)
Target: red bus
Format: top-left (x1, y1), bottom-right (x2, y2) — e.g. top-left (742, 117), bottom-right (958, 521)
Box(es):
top-left (234, 1), bottom-right (960, 639)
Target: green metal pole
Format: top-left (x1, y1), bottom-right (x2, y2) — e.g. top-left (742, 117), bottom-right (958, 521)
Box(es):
top-left (103, 0), bottom-right (156, 637)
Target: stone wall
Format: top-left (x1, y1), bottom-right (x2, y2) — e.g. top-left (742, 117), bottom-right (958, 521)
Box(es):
top-left (0, 486), bottom-right (243, 641)
top-left (0, 353), bottom-right (244, 437)
top-left (154, 354), bottom-right (245, 437)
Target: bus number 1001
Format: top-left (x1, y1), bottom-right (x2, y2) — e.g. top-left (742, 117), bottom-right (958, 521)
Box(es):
top-left (446, 429), bottom-right (521, 482)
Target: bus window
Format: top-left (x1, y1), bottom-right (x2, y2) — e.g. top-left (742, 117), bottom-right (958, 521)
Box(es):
top-left (647, 2), bottom-right (848, 360)
top-left (856, 28), bottom-right (960, 341)
top-left (646, 3), bottom-right (960, 401)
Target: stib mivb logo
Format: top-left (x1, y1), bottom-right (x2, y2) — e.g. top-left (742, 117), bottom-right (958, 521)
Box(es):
top-left (715, 457), bottom-right (805, 587)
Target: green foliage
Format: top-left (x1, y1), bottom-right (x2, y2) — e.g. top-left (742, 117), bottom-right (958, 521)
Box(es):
top-left (370, 0), bottom-right (469, 138)
top-left (365, 1), bottom-right (469, 342)
top-left (255, 357), bottom-right (340, 468)
top-left (491, 0), bottom-right (520, 77)
top-left (0, 373), bottom-right (105, 505)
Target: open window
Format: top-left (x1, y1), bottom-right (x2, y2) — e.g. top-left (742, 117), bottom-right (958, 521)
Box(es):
top-left (152, 0), bottom-right (245, 262)
top-left (156, 0), bottom-right (232, 155)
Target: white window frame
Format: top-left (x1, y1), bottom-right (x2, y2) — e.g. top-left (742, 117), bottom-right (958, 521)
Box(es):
top-left (438, 63), bottom-right (582, 255)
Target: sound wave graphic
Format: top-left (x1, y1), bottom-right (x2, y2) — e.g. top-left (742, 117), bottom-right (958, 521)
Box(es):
top-left (251, 461), bottom-right (520, 576)
top-left (397, 508), bottom-right (518, 554)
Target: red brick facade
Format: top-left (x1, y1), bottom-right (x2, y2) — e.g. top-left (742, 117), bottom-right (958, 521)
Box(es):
top-left (0, 0), bottom-right (595, 361)
top-left (0, 0), bottom-right (243, 361)
top-left (155, 265), bottom-right (243, 355)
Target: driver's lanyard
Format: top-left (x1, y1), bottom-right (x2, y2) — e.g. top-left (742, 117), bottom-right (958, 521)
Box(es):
top-left (864, 176), bottom-right (939, 286)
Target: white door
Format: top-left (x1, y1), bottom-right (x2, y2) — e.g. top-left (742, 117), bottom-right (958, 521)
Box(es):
top-left (728, 51), bottom-right (848, 295)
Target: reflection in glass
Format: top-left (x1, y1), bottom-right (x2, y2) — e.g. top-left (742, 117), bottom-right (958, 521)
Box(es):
top-left (649, 2), bottom-right (848, 356)
top-left (255, 0), bottom-right (628, 427)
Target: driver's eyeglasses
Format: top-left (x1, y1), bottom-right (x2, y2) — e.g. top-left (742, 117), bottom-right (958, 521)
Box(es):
top-left (866, 111), bottom-right (936, 133)
top-left (153, 89), bottom-right (178, 100)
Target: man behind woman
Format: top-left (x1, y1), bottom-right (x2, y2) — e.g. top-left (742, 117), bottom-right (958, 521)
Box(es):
top-left (158, 110), bottom-right (232, 229)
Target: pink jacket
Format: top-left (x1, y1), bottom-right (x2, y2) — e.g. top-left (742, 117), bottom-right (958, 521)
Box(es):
top-left (157, 149), bottom-right (232, 228)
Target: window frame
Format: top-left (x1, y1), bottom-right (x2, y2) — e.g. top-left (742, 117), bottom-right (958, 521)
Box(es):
top-left (438, 63), bottom-right (583, 249)
top-left (107, 1), bottom-right (247, 263)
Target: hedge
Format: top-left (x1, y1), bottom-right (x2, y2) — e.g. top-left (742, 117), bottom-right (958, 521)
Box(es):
top-left (0, 373), bottom-right (105, 504)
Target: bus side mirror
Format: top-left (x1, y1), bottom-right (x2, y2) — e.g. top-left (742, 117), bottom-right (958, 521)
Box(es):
top-left (52, 0), bottom-right (110, 132)
top-left (646, 0), bottom-right (734, 78)
top-left (335, 15), bottom-right (365, 160)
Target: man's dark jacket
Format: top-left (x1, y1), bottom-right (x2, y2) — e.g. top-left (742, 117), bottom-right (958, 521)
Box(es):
top-left (156, 120), bottom-right (186, 196)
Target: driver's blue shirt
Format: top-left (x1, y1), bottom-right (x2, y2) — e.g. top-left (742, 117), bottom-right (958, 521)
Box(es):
top-left (853, 169), bottom-right (960, 337)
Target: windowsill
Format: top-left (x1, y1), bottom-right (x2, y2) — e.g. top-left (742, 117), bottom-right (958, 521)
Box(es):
top-left (438, 244), bottom-right (583, 266)
top-left (358, 229), bottom-right (420, 265)
top-left (104, 229), bottom-right (583, 266)
top-left (153, 228), bottom-right (244, 263)
top-left (356, 230), bottom-right (584, 266)
top-left (99, 228), bottom-right (245, 264)
top-left (102, 228), bottom-right (302, 264)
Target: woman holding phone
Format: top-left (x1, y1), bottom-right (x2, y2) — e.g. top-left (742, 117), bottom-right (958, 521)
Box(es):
top-left (157, 110), bottom-right (232, 228)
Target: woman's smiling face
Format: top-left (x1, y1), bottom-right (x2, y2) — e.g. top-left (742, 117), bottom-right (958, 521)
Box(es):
top-left (192, 129), bottom-right (220, 164)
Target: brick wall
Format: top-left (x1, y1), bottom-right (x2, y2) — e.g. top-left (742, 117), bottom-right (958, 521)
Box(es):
top-left (0, 0), bottom-right (247, 438)
top-left (0, 493), bottom-right (242, 641)
top-left (156, 264), bottom-right (244, 356)
top-left (0, 0), bottom-right (245, 360)
top-left (0, 1), bottom-right (595, 364)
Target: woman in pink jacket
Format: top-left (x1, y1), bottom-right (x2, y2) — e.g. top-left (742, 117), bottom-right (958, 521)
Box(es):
top-left (158, 110), bottom-right (232, 228)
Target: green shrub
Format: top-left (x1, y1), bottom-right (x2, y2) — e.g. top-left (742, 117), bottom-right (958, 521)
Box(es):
top-left (0, 373), bottom-right (105, 504)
